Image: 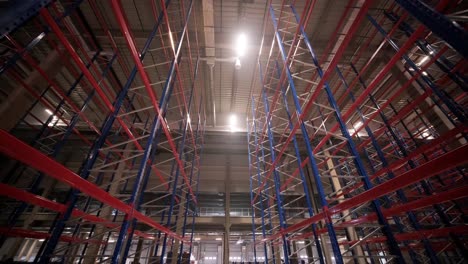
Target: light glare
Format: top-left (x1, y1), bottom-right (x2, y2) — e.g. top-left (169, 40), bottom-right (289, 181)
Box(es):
top-left (229, 114), bottom-right (238, 132)
top-left (229, 114), bottom-right (237, 126)
top-left (235, 33), bottom-right (247, 57)
top-left (416, 55), bottom-right (430, 66)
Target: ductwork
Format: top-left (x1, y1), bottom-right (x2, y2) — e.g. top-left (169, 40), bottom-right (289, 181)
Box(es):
top-left (202, 0), bottom-right (217, 127)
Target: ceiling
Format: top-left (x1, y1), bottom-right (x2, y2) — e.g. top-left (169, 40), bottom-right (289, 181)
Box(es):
top-left (70, 0), bottom-right (394, 132)
top-left (3, 0), bottom-right (456, 134)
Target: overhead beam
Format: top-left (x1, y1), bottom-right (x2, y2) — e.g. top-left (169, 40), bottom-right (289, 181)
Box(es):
top-left (0, 129), bottom-right (187, 242)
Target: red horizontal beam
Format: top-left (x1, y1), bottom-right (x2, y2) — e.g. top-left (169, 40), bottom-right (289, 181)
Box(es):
top-left (400, 241), bottom-right (457, 252)
top-left (344, 185), bottom-right (468, 226)
top-left (340, 226), bottom-right (468, 246)
top-left (0, 227), bottom-right (103, 245)
top-left (293, 185), bottom-right (468, 241)
top-left (0, 129), bottom-right (188, 243)
top-left (262, 143), bottom-right (468, 242)
top-left (0, 184), bottom-right (158, 241)
top-left (333, 125), bottom-right (468, 200)
top-left (330, 144), bottom-right (468, 214)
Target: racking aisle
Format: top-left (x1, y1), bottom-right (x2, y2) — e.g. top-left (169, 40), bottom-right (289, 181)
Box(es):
top-left (248, 0), bottom-right (467, 263)
top-left (0, 0), bottom-right (205, 263)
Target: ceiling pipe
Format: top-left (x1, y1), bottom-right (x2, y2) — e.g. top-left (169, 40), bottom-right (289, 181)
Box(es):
top-left (209, 63), bottom-right (216, 127)
top-left (201, 56), bottom-right (239, 127)
top-left (202, 0), bottom-right (217, 127)
top-left (200, 57), bottom-right (236, 63)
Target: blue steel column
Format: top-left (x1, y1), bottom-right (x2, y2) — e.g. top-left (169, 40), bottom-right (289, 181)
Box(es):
top-left (268, 5), bottom-right (345, 263)
top-left (111, 95), bottom-right (171, 263)
top-left (158, 55), bottom-right (197, 264)
top-left (246, 120), bottom-right (258, 264)
top-left (260, 67), bottom-right (291, 264)
top-left (74, 116), bottom-right (142, 264)
top-left (289, 4), bottom-right (403, 262)
top-left (187, 97), bottom-right (206, 263)
top-left (178, 77), bottom-right (203, 264)
top-left (37, 1), bottom-right (170, 261)
top-left (340, 65), bottom-right (438, 263)
top-left (250, 97), bottom-right (274, 264)
top-left (274, 61), bottom-right (325, 264)
top-left (112, 0), bottom-right (194, 260)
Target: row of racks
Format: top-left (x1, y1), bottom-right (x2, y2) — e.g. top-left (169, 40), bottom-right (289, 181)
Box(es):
top-left (248, 0), bottom-right (467, 264)
top-left (0, 0), bottom-right (206, 263)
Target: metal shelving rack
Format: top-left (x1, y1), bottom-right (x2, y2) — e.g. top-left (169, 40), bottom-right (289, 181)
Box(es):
top-left (248, 0), bottom-right (467, 263)
top-left (0, 0), bottom-right (205, 263)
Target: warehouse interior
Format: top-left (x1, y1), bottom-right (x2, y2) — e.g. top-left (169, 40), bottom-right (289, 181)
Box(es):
top-left (0, 0), bottom-right (467, 263)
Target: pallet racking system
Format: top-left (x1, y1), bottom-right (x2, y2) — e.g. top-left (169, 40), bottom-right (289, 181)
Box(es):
top-left (0, 0), bottom-right (205, 263)
top-left (247, 0), bottom-right (467, 263)
top-left (0, 0), bottom-right (466, 263)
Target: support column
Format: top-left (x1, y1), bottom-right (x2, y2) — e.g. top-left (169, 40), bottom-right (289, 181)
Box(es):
top-left (69, 233), bottom-right (87, 263)
top-left (325, 150), bottom-right (366, 264)
top-left (305, 165), bottom-right (332, 264)
top-left (21, 233), bottom-right (39, 261)
top-left (132, 237), bottom-right (144, 264)
top-left (16, 239), bottom-right (31, 261)
top-left (223, 154), bottom-right (231, 264)
top-left (83, 144), bottom-right (133, 264)
top-left (171, 194), bottom-right (187, 264)
top-left (305, 239), bottom-right (314, 262)
top-left (217, 244), bottom-right (222, 264)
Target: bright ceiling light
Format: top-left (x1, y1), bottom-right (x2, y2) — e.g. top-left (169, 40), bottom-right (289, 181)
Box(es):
top-left (230, 114), bottom-right (237, 126)
top-left (215, 237), bottom-right (222, 241)
top-left (416, 55), bottom-right (430, 66)
top-left (45, 109), bottom-right (53, 115)
top-left (355, 121), bottom-right (363, 128)
top-left (235, 33), bottom-right (247, 57)
top-left (229, 114), bottom-right (238, 132)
